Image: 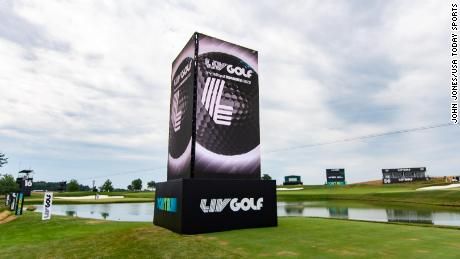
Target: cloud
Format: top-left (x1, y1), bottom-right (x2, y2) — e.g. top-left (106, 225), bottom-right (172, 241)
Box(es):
top-left (0, 0), bottom-right (457, 187)
top-left (0, 0), bottom-right (70, 53)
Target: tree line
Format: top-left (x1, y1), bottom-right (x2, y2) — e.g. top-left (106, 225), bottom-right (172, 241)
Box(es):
top-left (33, 178), bottom-right (157, 193)
top-left (0, 152), bottom-right (17, 194)
top-left (0, 152), bottom-right (158, 194)
top-left (1, 176), bottom-right (157, 194)
top-left (1, 152), bottom-right (273, 194)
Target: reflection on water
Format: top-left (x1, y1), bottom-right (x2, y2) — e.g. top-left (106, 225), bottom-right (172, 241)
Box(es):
top-left (284, 205), bottom-right (304, 216)
top-left (328, 207), bottom-right (349, 219)
top-left (65, 211), bottom-right (76, 217)
top-left (36, 203), bottom-right (155, 222)
top-left (386, 209), bottom-right (433, 225)
top-left (35, 202), bottom-right (460, 227)
top-left (101, 212), bottom-right (109, 220)
top-left (277, 201), bottom-right (460, 227)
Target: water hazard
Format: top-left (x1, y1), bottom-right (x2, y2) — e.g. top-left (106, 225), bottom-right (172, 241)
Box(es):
top-left (35, 201), bottom-right (460, 227)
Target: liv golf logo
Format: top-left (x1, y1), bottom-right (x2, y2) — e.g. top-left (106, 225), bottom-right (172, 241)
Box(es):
top-left (171, 91), bottom-right (182, 132)
top-left (205, 58), bottom-right (253, 78)
top-left (200, 197), bottom-right (263, 213)
top-left (42, 192), bottom-right (53, 220)
top-left (201, 77), bottom-right (233, 126)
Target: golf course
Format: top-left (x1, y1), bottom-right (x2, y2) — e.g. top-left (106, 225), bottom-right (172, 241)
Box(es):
top-left (1, 0), bottom-right (456, 258)
top-left (277, 180), bottom-right (460, 207)
top-left (1, 210), bottom-right (460, 258)
top-left (2, 180), bottom-right (460, 258)
top-left (21, 179), bottom-right (460, 207)
top-left (23, 191), bottom-right (155, 205)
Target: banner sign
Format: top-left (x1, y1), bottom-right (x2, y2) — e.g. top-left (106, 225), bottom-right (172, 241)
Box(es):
top-left (16, 177), bottom-right (33, 196)
top-left (382, 167), bottom-right (427, 184)
top-left (167, 32), bottom-right (260, 180)
top-left (15, 192), bottom-right (24, 216)
top-left (42, 192), bottom-right (53, 220)
top-left (326, 169), bottom-right (346, 185)
top-left (9, 193), bottom-right (17, 211)
top-left (4, 193), bottom-right (11, 206)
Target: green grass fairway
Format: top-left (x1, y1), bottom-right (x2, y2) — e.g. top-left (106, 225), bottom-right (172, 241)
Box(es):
top-left (24, 191), bottom-right (155, 204)
top-left (277, 181), bottom-right (460, 207)
top-left (47, 191), bottom-right (155, 198)
top-left (12, 180), bottom-right (460, 208)
top-left (1, 212), bottom-right (460, 258)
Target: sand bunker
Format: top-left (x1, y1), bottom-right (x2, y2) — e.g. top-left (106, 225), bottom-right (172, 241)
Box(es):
top-left (416, 184), bottom-right (460, 191)
top-left (55, 195), bottom-right (125, 200)
top-left (276, 187), bottom-right (304, 191)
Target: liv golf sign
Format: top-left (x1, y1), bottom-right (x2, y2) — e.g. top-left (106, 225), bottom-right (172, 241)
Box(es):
top-left (154, 33), bottom-right (277, 234)
top-left (42, 192), bottom-right (53, 220)
top-left (200, 197), bottom-right (263, 213)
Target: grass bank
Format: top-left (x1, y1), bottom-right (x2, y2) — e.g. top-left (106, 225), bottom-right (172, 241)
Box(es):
top-left (24, 191), bottom-right (155, 204)
top-left (277, 181), bottom-right (460, 207)
top-left (14, 180), bottom-right (460, 207)
top-left (1, 212), bottom-right (460, 258)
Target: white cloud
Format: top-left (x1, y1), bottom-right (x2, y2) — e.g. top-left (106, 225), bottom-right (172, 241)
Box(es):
top-left (0, 0), bottom-right (457, 187)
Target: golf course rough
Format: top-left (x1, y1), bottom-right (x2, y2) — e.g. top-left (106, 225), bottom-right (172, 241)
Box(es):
top-left (1, 212), bottom-right (460, 258)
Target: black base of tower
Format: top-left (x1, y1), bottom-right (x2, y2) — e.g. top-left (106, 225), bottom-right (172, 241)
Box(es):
top-left (153, 179), bottom-right (277, 234)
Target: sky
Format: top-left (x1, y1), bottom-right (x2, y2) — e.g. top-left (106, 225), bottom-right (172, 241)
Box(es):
top-left (0, 0), bottom-right (458, 188)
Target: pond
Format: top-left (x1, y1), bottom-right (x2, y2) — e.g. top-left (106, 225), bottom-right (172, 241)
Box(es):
top-left (34, 201), bottom-right (460, 227)
top-left (278, 201), bottom-right (460, 227)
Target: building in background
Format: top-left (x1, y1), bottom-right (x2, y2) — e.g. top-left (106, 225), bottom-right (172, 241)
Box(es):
top-left (382, 167), bottom-right (427, 184)
top-left (283, 175), bottom-right (303, 185)
top-left (58, 181), bottom-right (67, 192)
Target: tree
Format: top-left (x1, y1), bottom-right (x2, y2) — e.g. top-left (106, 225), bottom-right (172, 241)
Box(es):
top-left (78, 184), bottom-right (90, 191)
top-left (0, 174), bottom-right (19, 194)
top-left (0, 152), bottom-right (7, 168)
top-left (127, 184), bottom-right (133, 191)
top-left (100, 179), bottom-right (114, 192)
top-left (261, 174), bottom-right (272, 180)
top-left (67, 179), bottom-right (80, 192)
top-left (131, 178), bottom-right (142, 191)
top-left (147, 181), bottom-right (156, 190)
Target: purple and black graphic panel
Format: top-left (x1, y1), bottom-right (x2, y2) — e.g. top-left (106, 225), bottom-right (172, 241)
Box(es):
top-left (167, 36), bottom-right (196, 180)
top-left (194, 33), bottom-right (260, 179)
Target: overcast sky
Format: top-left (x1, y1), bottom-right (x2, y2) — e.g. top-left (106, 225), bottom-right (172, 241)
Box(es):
top-left (0, 0), bottom-right (458, 188)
